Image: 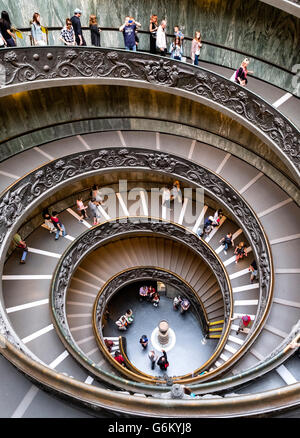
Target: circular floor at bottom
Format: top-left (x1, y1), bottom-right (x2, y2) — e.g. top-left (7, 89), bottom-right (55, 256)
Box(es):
top-left (103, 287), bottom-right (218, 377)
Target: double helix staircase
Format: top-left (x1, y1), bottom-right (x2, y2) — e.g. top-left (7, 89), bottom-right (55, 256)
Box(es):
top-left (0, 46), bottom-right (299, 418)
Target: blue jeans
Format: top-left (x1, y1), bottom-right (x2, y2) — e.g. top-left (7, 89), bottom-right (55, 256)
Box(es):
top-left (194, 55), bottom-right (199, 66)
top-left (6, 37), bottom-right (16, 47)
top-left (125, 45), bottom-right (136, 51)
top-left (55, 224), bottom-right (66, 240)
top-left (20, 248), bottom-right (28, 262)
top-left (223, 242), bottom-right (229, 251)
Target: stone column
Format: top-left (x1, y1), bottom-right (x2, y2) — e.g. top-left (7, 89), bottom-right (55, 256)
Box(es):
top-left (158, 320), bottom-right (169, 345)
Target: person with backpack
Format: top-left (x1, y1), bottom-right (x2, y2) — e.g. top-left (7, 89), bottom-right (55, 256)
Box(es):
top-left (157, 349), bottom-right (169, 371)
top-left (197, 216), bottom-right (214, 238)
top-left (220, 232), bottom-right (234, 255)
top-left (139, 334), bottom-right (148, 349)
top-left (234, 241), bottom-right (248, 264)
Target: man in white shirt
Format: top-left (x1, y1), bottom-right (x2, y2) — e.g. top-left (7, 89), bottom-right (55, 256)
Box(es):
top-left (156, 20), bottom-right (167, 55)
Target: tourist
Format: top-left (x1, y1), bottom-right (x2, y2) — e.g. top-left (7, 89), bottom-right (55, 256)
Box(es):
top-left (220, 232), bottom-right (234, 255)
top-left (114, 350), bottom-right (125, 366)
top-left (149, 15), bottom-right (158, 54)
top-left (231, 314), bottom-right (252, 335)
top-left (139, 334), bottom-right (148, 349)
top-left (249, 260), bottom-right (258, 283)
top-left (0, 11), bottom-right (16, 47)
top-left (162, 186), bottom-right (171, 209)
top-left (89, 14), bottom-right (101, 46)
top-left (91, 184), bottom-right (104, 204)
top-left (174, 25), bottom-right (184, 41)
top-left (50, 211), bottom-right (66, 240)
top-left (152, 292), bottom-right (160, 307)
top-left (71, 8), bottom-right (86, 46)
top-left (59, 18), bottom-right (75, 46)
top-left (115, 315), bottom-right (128, 331)
top-left (170, 36), bottom-right (182, 61)
top-left (148, 350), bottom-right (158, 370)
top-left (191, 31), bottom-right (202, 66)
top-left (212, 209), bottom-right (223, 227)
top-left (31, 12), bottom-right (46, 46)
top-left (180, 298), bottom-right (190, 314)
top-left (13, 233), bottom-right (28, 264)
top-left (157, 349), bottom-right (169, 371)
top-left (119, 16), bottom-right (141, 51)
top-left (42, 208), bottom-right (56, 233)
top-left (197, 216), bottom-right (214, 238)
top-left (148, 285), bottom-right (156, 301)
top-left (171, 180), bottom-right (182, 204)
top-left (104, 338), bottom-right (114, 353)
top-left (156, 20), bottom-right (167, 55)
top-left (125, 309), bottom-right (134, 324)
top-left (234, 241), bottom-right (247, 264)
top-left (173, 295), bottom-right (182, 310)
top-left (76, 197), bottom-right (88, 222)
top-left (233, 58), bottom-right (254, 87)
top-left (139, 285), bottom-right (148, 302)
top-left (88, 198), bottom-right (101, 225)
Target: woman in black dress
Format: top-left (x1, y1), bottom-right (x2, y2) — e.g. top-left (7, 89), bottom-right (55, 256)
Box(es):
top-left (149, 14), bottom-right (158, 54)
top-left (89, 14), bottom-right (101, 46)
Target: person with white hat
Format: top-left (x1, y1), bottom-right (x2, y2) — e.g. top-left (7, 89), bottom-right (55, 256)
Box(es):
top-left (71, 8), bottom-right (86, 46)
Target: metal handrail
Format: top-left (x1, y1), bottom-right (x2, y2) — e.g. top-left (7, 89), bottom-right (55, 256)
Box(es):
top-left (12, 25), bottom-right (296, 77)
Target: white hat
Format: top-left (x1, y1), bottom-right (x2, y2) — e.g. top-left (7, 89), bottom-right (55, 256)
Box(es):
top-left (74, 8), bottom-right (82, 14)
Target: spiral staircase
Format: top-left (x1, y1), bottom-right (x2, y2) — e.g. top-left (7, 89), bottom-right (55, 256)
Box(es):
top-left (0, 45), bottom-right (299, 418)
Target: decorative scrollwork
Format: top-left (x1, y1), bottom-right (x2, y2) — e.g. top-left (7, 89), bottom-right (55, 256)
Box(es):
top-left (1, 47), bottom-right (299, 175)
top-left (0, 147), bottom-right (271, 371)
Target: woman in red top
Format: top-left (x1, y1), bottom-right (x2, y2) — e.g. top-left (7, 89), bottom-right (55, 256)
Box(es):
top-left (114, 351), bottom-right (125, 366)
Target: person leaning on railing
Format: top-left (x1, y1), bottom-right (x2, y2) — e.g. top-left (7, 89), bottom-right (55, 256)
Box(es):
top-left (59, 18), bottom-right (76, 46)
top-left (31, 12), bottom-right (46, 46)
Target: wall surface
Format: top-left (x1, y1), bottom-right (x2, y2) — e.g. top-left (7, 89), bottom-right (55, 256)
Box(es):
top-left (1, 0), bottom-right (299, 72)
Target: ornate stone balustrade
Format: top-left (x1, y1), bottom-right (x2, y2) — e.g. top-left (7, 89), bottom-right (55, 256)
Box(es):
top-left (0, 147), bottom-right (272, 383)
top-left (0, 47), bottom-right (299, 179)
top-left (51, 224), bottom-right (230, 383)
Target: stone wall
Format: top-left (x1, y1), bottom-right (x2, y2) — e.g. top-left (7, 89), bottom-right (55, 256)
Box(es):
top-left (1, 0), bottom-right (299, 74)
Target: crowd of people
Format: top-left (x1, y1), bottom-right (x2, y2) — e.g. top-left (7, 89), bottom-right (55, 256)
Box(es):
top-left (0, 8), bottom-right (253, 86)
top-left (139, 285), bottom-right (160, 307)
top-left (115, 309), bottom-right (134, 331)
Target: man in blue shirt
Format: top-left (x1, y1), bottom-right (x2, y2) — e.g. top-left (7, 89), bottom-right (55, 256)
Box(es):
top-left (71, 8), bottom-right (86, 46)
top-left (119, 16), bottom-right (141, 51)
